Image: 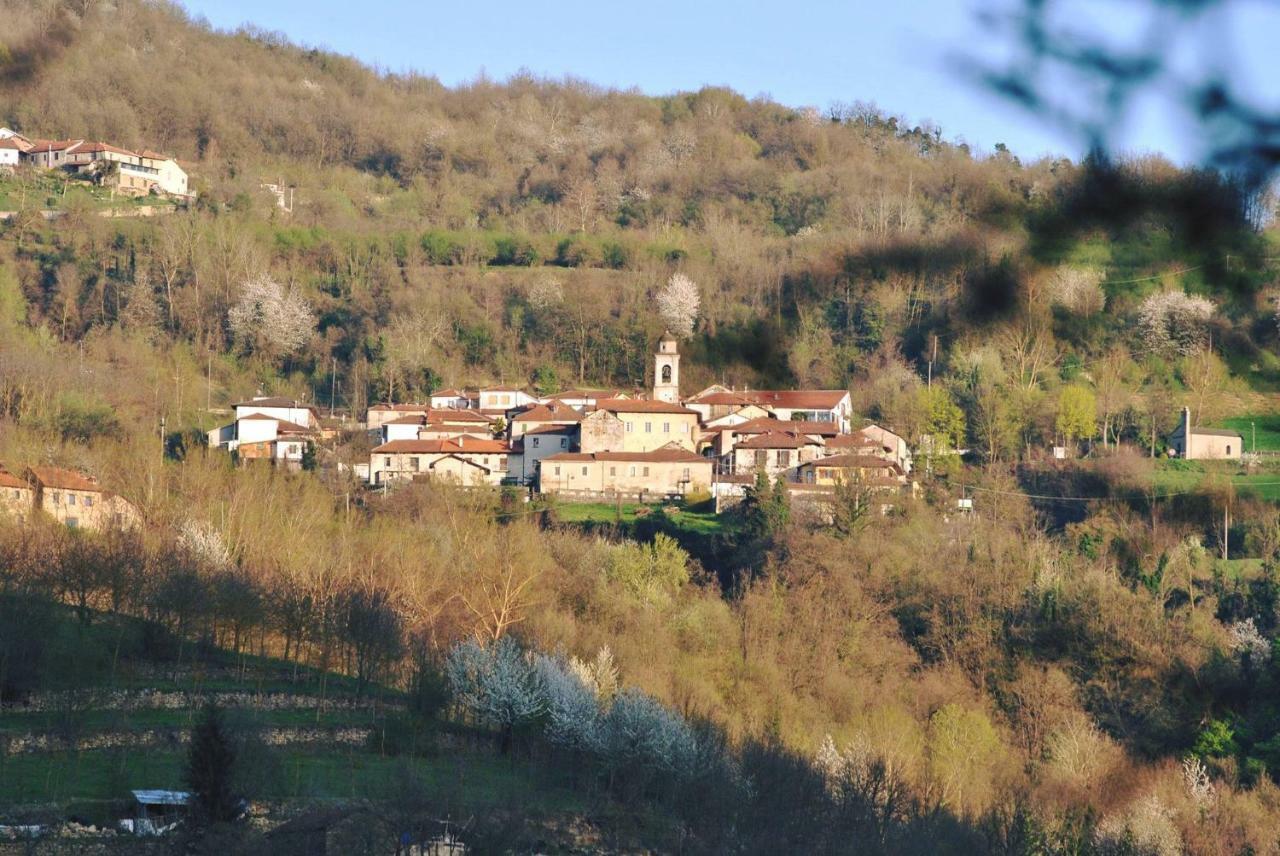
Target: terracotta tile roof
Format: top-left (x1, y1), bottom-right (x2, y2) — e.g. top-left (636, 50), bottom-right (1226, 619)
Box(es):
top-left (804, 454), bottom-right (904, 474)
top-left (523, 423), bottom-right (577, 436)
top-left (27, 466), bottom-right (102, 492)
top-left (237, 412), bottom-right (313, 434)
top-left (735, 431), bottom-right (820, 450)
top-left (0, 138), bottom-right (25, 151)
top-left (426, 408), bottom-right (493, 423)
top-left (732, 417), bottom-right (840, 436)
top-left (26, 139), bottom-right (84, 154)
top-left (431, 388), bottom-right (468, 398)
top-left (596, 398), bottom-right (698, 415)
top-left (139, 149), bottom-right (174, 160)
top-left (543, 447), bottom-right (707, 464)
top-left (75, 141), bottom-right (138, 157)
top-left (384, 415), bottom-right (427, 426)
top-left (511, 403), bottom-right (583, 423)
top-left (372, 436), bottom-right (508, 454)
top-left (481, 386), bottom-right (526, 393)
top-left (0, 467), bottom-right (29, 489)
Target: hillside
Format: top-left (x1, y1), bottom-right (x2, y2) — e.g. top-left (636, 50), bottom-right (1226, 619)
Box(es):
top-left (5, 1), bottom-right (1280, 854)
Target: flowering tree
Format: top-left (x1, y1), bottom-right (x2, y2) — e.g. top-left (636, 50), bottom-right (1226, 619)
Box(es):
top-left (1048, 266), bottom-right (1106, 315)
top-left (445, 636), bottom-right (544, 753)
top-left (657, 272), bottom-right (700, 337)
top-left (228, 274), bottom-right (315, 360)
top-left (1135, 290), bottom-right (1214, 356)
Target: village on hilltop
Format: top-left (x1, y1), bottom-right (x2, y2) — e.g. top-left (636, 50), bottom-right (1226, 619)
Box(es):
top-left (0, 127), bottom-right (191, 201)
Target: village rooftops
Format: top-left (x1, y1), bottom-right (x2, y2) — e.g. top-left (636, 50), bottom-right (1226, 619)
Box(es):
top-left (522, 423), bottom-right (578, 435)
top-left (827, 433), bottom-right (891, 452)
top-left (730, 417), bottom-right (841, 436)
top-left (0, 138), bottom-right (26, 152)
top-left (426, 408), bottom-right (492, 423)
top-left (511, 403), bottom-right (583, 422)
top-left (594, 398), bottom-right (699, 415)
top-left (807, 454), bottom-right (905, 474)
top-left (371, 436), bottom-right (508, 454)
top-left (74, 141), bottom-right (140, 156)
top-left (26, 139), bottom-right (85, 154)
top-left (26, 466), bottom-right (102, 492)
top-left (735, 431), bottom-right (823, 450)
top-left (0, 467), bottom-right (28, 489)
top-left (543, 447), bottom-right (707, 464)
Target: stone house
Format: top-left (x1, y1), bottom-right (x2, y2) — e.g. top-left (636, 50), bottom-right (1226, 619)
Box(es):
top-left (25, 466), bottom-right (139, 531)
top-left (369, 436), bottom-right (510, 487)
top-left (538, 446), bottom-right (712, 498)
top-left (0, 466), bottom-right (33, 522)
top-left (593, 399), bottom-right (699, 452)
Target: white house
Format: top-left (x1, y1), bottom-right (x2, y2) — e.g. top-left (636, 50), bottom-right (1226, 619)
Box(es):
top-left (232, 397), bottom-right (318, 429)
top-left (429, 388), bottom-right (475, 410)
top-left (478, 387), bottom-right (537, 414)
top-left (0, 137), bottom-right (22, 170)
top-left (507, 424), bottom-right (576, 485)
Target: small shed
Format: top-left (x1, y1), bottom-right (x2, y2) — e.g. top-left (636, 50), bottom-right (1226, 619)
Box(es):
top-left (129, 790), bottom-right (189, 835)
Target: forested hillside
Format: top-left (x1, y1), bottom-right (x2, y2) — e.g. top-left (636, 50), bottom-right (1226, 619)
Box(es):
top-left (4, 1), bottom-right (1280, 853)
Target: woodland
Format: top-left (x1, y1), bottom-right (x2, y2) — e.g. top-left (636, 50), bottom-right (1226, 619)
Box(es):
top-left (3, 1), bottom-right (1280, 853)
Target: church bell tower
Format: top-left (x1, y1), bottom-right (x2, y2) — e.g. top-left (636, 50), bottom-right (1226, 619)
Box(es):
top-left (654, 332), bottom-right (680, 403)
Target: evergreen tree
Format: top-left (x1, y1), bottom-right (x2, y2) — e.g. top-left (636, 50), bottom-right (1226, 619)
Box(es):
top-left (185, 702), bottom-right (239, 824)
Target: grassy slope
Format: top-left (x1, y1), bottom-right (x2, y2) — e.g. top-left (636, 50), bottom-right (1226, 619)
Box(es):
top-left (554, 501), bottom-right (729, 535)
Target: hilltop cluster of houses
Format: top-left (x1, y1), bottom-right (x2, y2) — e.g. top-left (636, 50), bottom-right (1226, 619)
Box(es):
top-left (355, 334), bottom-right (915, 503)
top-left (0, 127), bottom-right (191, 200)
top-left (0, 464), bottom-right (139, 532)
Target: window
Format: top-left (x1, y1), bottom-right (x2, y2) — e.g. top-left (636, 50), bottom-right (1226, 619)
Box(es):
top-left (410, 457), bottom-right (420, 471)
top-left (582, 466), bottom-right (589, 476)
top-left (610, 466), bottom-right (617, 476)
top-left (1227, 445), bottom-right (1232, 455)
top-left (68, 494), bottom-right (77, 506)
top-left (52, 492), bottom-right (61, 505)
top-left (778, 451), bottom-right (791, 468)
top-left (643, 467), bottom-right (650, 477)
top-left (755, 450), bottom-right (768, 468)
top-left (560, 438), bottom-right (567, 447)
top-left (644, 422), bottom-right (652, 433)
top-left (661, 365), bottom-right (672, 383)
top-left (532, 437), bottom-right (540, 448)
top-left (629, 466), bottom-right (636, 477)
top-left (84, 496), bottom-right (93, 507)
top-left (66, 518), bottom-right (78, 529)
top-left (626, 421), bottom-right (634, 433)
top-left (683, 467), bottom-right (690, 479)
top-left (663, 422), bottom-right (670, 433)
top-left (554, 466), bottom-right (561, 476)
top-left (682, 424), bottom-right (689, 433)
top-left (385, 457), bottom-right (392, 467)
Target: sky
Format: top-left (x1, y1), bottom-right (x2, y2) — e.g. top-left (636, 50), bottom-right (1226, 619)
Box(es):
top-left (180, 0), bottom-right (1280, 165)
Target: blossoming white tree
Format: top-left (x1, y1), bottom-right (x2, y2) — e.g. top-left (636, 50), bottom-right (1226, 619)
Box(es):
top-left (657, 272), bottom-right (700, 338)
top-left (1135, 290), bottom-right (1214, 356)
top-left (228, 274), bottom-right (315, 360)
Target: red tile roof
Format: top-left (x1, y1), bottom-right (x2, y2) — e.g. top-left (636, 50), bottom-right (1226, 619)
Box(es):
top-left (27, 466), bottom-right (101, 492)
top-left (26, 139), bottom-right (84, 154)
top-left (384, 415), bottom-right (428, 426)
top-left (238, 412), bottom-right (314, 433)
top-left (0, 467), bottom-right (29, 489)
top-left (511, 403), bottom-right (583, 423)
top-left (234, 396), bottom-right (316, 410)
top-left (426, 408), bottom-right (493, 424)
top-left (735, 431), bottom-right (821, 450)
top-left (731, 417), bottom-right (841, 436)
top-left (368, 402), bottom-right (431, 412)
top-left (804, 454), bottom-right (904, 474)
top-left (523, 423), bottom-right (577, 435)
top-left (596, 398), bottom-right (698, 415)
top-left (690, 392), bottom-right (757, 406)
top-left (372, 436), bottom-right (508, 454)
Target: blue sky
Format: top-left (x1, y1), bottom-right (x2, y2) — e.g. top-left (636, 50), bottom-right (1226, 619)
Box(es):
top-left (180, 0), bottom-right (1279, 164)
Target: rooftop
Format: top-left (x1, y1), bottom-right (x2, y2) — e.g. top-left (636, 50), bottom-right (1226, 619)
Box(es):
top-left (596, 398), bottom-right (698, 415)
top-left (372, 436), bottom-right (508, 454)
top-left (544, 447), bottom-right (707, 464)
top-left (27, 466), bottom-right (102, 492)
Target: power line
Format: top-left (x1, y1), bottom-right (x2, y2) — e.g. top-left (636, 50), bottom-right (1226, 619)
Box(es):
top-left (1100, 266), bottom-right (1203, 285)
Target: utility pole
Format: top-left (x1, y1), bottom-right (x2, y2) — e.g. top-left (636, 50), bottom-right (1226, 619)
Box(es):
top-left (1223, 499), bottom-right (1230, 561)
top-left (1252, 421), bottom-right (1256, 454)
top-left (329, 356), bottom-right (337, 419)
top-left (927, 334), bottom-right (937, 390)
top-left (159, 415), bottom-right (166, 461)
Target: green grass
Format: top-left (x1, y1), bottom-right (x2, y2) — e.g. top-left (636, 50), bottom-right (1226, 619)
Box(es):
top-left (555, 501), bottom-right (729, 535)
top-left (0, 748), bottom-right (585, 811)
top-left (1216, 415), bottom-right (1280, 452)
top-left (0, 706), bottom-right (381, 737)
top-left (1150, 461), bottom-right (1280, 500)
